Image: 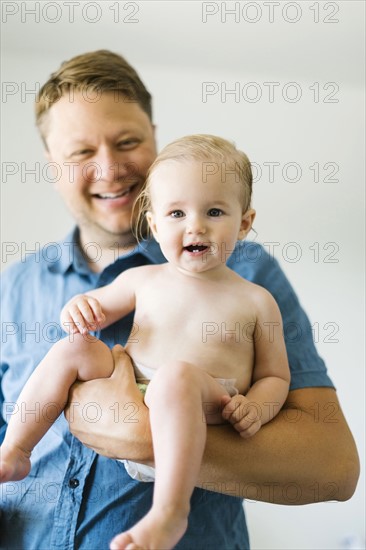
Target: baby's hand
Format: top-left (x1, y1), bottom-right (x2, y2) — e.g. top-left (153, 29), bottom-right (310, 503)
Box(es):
top-left (221, 394), bottom-right (262, 439)
top-left (60, 294), bottom-right (106, 335)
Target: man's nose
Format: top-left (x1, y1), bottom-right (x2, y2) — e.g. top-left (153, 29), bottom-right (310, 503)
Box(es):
top-left (91, 149), bottom-right (136, 183)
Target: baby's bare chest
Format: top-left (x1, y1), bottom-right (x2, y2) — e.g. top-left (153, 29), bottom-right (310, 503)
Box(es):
top-left (127, 278), bottom-right (256, 389)
top-left (134, 282), bottom-right (257, 347)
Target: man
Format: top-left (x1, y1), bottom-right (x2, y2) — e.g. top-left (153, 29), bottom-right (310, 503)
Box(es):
top-left (0, 50), bottom-right (359, 550)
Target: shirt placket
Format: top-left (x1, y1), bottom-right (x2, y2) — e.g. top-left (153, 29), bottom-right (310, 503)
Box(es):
top-left (49, 438), bottom-right (95, 549)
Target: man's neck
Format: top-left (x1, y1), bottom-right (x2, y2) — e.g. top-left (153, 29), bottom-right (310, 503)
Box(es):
top-left (78, 231), bottom-right (138, 273)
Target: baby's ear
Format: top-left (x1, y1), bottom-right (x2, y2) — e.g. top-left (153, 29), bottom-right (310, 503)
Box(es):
top-left (145, 211), bottom-right (159, 242)
top-left (238, 208), bottom-right (256, 240)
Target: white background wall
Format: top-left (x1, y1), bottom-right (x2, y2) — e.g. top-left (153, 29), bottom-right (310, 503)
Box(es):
top-left (1, 2), bottom-right (365, 549)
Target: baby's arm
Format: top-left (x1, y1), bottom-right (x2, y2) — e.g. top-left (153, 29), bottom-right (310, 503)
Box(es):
top-left (61, 267), bottom-right (140, 334)
top-left (222, 289), bottom-right (290, 438)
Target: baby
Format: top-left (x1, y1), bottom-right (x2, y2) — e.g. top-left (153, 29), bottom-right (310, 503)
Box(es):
top-left (0, 135), bottom-right (290, 550)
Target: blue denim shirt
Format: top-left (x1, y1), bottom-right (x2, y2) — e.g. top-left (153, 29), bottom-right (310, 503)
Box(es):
top-left (0, 230), bottom-right (333, 550)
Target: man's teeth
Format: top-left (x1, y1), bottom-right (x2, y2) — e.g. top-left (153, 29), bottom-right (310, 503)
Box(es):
top-left (96, 187), bottom-right (133, 199)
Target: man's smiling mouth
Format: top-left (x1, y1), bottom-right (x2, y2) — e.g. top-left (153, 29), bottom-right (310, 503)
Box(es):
top-left (93, 184), bottom-right (139, 199)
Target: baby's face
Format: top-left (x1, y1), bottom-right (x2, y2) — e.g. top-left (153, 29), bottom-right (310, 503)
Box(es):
top-left (146, 160), bottom-right (251, 275)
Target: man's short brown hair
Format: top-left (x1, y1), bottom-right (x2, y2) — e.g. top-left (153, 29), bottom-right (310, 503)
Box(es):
top-left (35, 50), bottom-right (152, 143)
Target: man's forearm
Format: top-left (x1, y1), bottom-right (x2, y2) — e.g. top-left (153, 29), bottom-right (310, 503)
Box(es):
top-left (67, 357), bottom-right (359, 506)
top-left (198, 388), bottom-right (360, 504)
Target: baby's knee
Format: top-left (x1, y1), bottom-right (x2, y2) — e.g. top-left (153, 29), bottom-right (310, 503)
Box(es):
top-left (145, 361), bottom-right (204, 409)
top-left (151, 361), bottom-right (199, 391)
top-left (52, 333), bottom-right (102, 361)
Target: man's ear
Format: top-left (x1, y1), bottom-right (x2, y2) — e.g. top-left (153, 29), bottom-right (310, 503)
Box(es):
top-left (145, 211), bottom-right (159, 242)
top-left (238, 208), bottom-right (256, 240)
top-left (44, 150), bottom-right (61, 191)
top-left (152, 124), bottom-right (158, 151)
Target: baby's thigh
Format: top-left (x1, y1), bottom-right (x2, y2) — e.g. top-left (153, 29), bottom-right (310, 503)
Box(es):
top-left (146, 361), bottom-right (230, 424)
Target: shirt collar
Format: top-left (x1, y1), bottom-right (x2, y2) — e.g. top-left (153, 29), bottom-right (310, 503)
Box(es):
top-left (134, 237), bottom-right (166, 264)
top-left (47, 227), bottom-right (165, 275)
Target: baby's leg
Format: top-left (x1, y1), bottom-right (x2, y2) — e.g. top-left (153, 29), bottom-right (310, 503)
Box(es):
top-left (0, 334), bottom-right (114, 482)
top-left (110, 362), bottom-right (229, 550)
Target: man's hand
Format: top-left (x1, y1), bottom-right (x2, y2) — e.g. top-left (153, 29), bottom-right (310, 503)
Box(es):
top-left (65, 345), bottom-right (153, 462)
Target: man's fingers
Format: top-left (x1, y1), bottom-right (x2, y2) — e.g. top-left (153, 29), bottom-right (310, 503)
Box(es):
top-left (111, 345), bottom-right (131, 367)
top-left (111, 343), bottom-right (126, 356)
top-left (109, 345), bottom-right (138, 381)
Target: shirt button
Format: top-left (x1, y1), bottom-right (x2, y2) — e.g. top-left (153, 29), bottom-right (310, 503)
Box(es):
top-left (68, 478), bottom-right (79, 489)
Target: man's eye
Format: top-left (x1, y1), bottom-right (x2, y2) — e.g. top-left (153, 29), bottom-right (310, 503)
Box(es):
top-left (117, 139), bottom-right (139, 149)
top-left (170, 210), bottom-right (184, 218)
top-left (208, 208), bottom-right (223, 217)
top-left (73, 149), bottom-right (92, 156)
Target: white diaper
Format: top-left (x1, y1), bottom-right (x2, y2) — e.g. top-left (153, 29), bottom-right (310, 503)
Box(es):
top-left (133, 360), bottom-right (156, 382)
top-left (214, 377), bottom-right (239, 398)
top-left (121, 361), bottom-right (239, 482)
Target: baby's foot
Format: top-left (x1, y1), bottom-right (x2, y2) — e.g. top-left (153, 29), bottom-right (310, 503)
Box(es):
top-left (109, 507), bottom-right (188, 550)
top-left (0, 445), bottom-right (31, 483)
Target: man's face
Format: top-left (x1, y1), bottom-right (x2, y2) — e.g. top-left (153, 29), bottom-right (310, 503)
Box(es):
top-left (45, 91), bottom-right (157, 246)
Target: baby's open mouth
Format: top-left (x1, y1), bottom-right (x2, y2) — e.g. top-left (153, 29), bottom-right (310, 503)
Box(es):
top-left (184, 244), bottom-right (209, 253)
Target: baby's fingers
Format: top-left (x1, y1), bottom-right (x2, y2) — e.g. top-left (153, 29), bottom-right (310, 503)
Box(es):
top-left (60, 310), bottom-right (80, 334)
top-left (234, 416), bottom-right (262, 439)
top-left (65, 303), bottom-right (92, 334)
top-left (67, 297), bottom-right (103, 334)
top-left (222, 395), bottom-right (250, 424)
top-left (83, 296), bottom-right (106, 326)
top-left (222, 395), bottom-right (262, 438)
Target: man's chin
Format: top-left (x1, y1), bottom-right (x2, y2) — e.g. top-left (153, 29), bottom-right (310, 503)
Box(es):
top-left (79, 221), bottom-right (137, 246)
top-left (103, 226), bottom-right (137, 243)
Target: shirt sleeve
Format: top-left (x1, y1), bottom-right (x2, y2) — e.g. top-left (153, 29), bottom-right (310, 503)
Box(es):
top-left (0, 262), bottom-right (16, 437)
top-left (228, 242), bottom-right (335, 391)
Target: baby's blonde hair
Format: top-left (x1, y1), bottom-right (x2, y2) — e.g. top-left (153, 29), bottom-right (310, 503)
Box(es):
top-left (134, 134), bottom-right (252, 239)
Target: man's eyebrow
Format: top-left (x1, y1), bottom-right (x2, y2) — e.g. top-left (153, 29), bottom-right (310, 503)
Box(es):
top-left (114, 130), bottom-right (137, 138)
top-left (68, 128), bottom-right (139, 145)
top-left (66, 136), bottom-right (94, 146)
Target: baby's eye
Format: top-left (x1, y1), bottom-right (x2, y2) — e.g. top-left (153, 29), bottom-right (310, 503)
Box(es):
top-left (208, 208), bottom-right (223, 217)
top-left (170, 210), bottom-right (185, 218)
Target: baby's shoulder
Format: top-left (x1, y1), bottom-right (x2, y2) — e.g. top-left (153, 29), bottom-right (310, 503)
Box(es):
top-left (234, 272), bottom-right (278, 309)
top-left (122, 263), bottom-right (168, 283)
